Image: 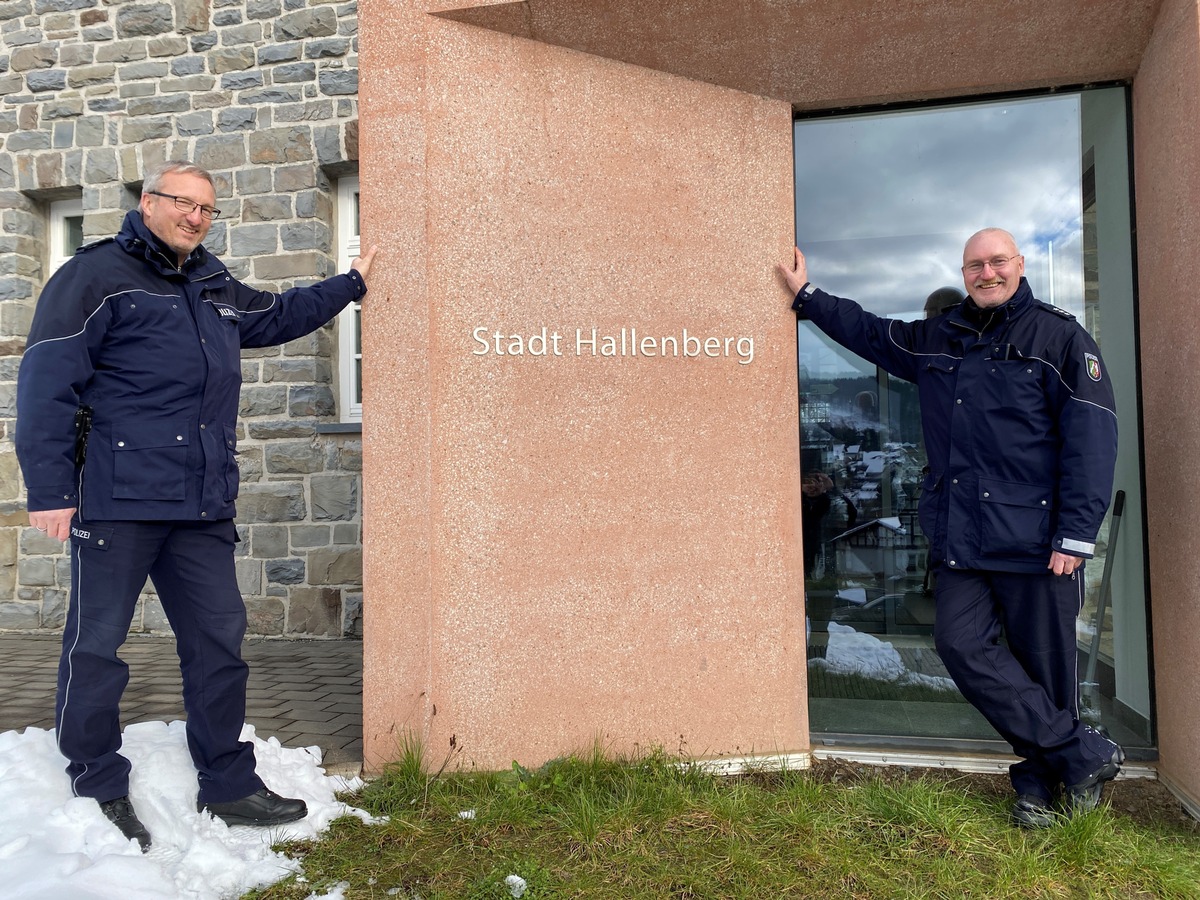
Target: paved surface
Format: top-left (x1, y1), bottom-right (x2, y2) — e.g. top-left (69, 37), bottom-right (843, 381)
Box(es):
top-left (0, 633), bottom-right (363, 775)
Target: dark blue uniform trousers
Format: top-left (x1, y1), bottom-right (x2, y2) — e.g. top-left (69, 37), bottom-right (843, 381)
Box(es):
top-left (933, 565), bottom-right (1117, 800)
top-left (56, 517), bottom-right (265, 805)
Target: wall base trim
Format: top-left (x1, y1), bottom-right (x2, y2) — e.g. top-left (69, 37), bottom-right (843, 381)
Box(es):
top-left (1157, 771), bottom-right (1200, 820)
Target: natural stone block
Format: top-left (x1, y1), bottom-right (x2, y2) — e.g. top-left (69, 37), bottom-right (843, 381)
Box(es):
top-left (306, 546), bottom-right (361, 584)
top-left (236, 481), bottom-right (306, 522)
top-left (248, 125), bottom-right (312, 164)
top-left (96, 40), bottom-right (148, 63)
top-left (318, 70), bottom-right (357, 96)
top-left (242, 194), bottom-right (292, 222)
top-left (244, 593), bottom-right (284, 635)
top-left (251, 524), bottom-right (288, 558)
top-left (170, 56), bottom-right (205, 75)
top-left (265, 557), bottom-right (304, 584)
top-left (193, 133), bottom-right (246, 170)
top-left (127, 94), bottom-right (190, 116)
top-left (286, 586), bottom-right (340, 636)
top-left (10, 44), bottom-right (55, 72)
top-left (159, 74), bottom-right (216, 93)
top-left (239, 384), bottom-right (287, 417)
top-left (274, 7), bottom-right (337, 40)
top-left (0, 601), bottom-right (39, 630)
top-left (310, 475), bottom-right (356, 522)
top-left (177, 110), bottom-right (214, 136)
top-left (220, 22), bottom-right (264, 45)
top-left (27, 69), bottom-right (67, 92)
top-left (211, 46), bottom-right (255, 74)
top-left (40, 588), bottom-right (67, 628)
top-left (246, 0), bottom-right (281, 20)
top-left (229, 223), bottom-right (277, 255)
top-left (189, 31), bottom-right (217, 52)
top-left (121, 117), bottom-right (172, 142)
top-left (261, 357), bottom-right (325, 383)
top-left (68, 64), bottom-right (116, 88)
top-left (332, 523), bottom-right (359, 545)
top-left (219, 107), bottom-right (257, 132)
top-left (341, 590), bottom-right (362, 638)
top-left (265, 440), bottom-right (324, 474)
top-left (289, 524), bottom-right (329, 549)
top-left (253, 252), bottom-right (326, 282)
top-left (234, 556), bottom-right (262, 594)
top-left (245, 420), bottom-right (319, 440)
top-left (288, 384), bottom-right (335, 418)
top-left (273, 165), bottom-right (317, 194)
top-left (115, 3), bottom-right (173, 38)
top-left (257, 43), bottom-right (300, 64)
top-left (305, 38), bottom-right (350, 59)
top-left (148, 35), bottom-right (188, 57)
top-left (18, 556), bottom-right (56, 586)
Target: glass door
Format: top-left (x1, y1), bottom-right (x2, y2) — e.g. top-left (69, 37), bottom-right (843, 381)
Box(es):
top-left (794, 87), bottom-right (1152, 755)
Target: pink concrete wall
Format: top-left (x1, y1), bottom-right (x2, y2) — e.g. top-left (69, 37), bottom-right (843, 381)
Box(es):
top-left (1133, 0), bottom-right (1200, 810)
top-left (359, 1), bottom-right (805, 772)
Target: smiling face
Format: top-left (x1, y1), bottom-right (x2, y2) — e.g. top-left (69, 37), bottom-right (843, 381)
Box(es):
top-left (961, 228), bottom-right (1025, 309)
top-left (139, 170), bottom-right (216, 265)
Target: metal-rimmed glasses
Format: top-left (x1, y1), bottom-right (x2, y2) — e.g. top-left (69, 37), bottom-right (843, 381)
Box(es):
top-left (147, 190), bottom-right (221, 220)
top-left (962, 254), bottom-right (1019, 275)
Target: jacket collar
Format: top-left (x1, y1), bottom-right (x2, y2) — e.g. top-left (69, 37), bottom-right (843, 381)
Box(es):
top-left (116, 210), bottom-right (226, 279)
top-left (945, 277), bottom-right (1034, 335)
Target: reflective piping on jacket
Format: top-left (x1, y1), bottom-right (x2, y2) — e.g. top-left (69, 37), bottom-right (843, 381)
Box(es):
top-left (23, 290), bottom-right (178, 354)
top-left (1024, 353), bottom-right (1119, 420)
top-left (1060, 538), bottom-right (1096, 556)
top-left (885, 320), bottom-right (963, 362)
top-left (202, 291), bottom-right (279, 316)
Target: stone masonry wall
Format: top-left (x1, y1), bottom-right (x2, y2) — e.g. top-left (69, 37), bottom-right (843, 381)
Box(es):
top-left (0, 0), bottom-right (363, 638)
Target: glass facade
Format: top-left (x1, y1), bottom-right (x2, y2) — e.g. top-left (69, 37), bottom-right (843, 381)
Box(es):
top-left (794, 87), bottom-right (1152, 755)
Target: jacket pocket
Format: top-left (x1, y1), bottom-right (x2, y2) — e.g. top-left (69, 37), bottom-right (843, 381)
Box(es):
top-left (222, 424), bottom-right (240, 502)
top-left (917, 471), bottom-right (944, 547)
top-left (978, 476), bottom-right (1052, 557)
top-left (111, 420), bottom-right (189, 501)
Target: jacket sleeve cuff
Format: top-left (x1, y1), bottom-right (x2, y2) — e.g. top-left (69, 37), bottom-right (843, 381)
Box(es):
top-left (27, 484), bottom-right (79, 513)
top-left (1053, 535), bottom-right (1096, 558)
top-left (346, 268), bottom-right (367, 299)
top-left (792, 282), bottom-right (816, 317)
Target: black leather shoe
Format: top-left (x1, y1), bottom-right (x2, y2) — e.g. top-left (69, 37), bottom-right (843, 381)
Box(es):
top-left (99, 796), bottom-right (152, 851)
top-left (1011, 794), bottom-right (1057, 829)
top-left (198, 788), bottom-right (308, 826)
top-left (1065, 744), bottom-right (1125, 815)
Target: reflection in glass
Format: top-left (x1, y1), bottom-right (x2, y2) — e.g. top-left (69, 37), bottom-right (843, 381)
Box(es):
top-left (795, 88), bottom-right (1150, 753)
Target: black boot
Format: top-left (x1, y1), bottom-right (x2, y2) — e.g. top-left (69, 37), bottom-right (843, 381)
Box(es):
top-left (198, 787), bottom-right (308, 826)
top-left (99, 796), bottom-right (152, 851)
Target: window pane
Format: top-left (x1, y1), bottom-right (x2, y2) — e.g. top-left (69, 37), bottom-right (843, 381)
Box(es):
top-left (795, 88), bottom-right (1150, 752)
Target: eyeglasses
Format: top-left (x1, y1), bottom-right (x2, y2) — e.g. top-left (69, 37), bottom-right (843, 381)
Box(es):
top-left (147, 190), bottom-right (221, 220)
top-left (962, 255), bottom-right (1019, 275)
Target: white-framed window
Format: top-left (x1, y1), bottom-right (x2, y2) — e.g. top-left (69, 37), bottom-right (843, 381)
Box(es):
top-left (49, 198), bottom-right (84, 275)
top-left (337, 176), bottom-right (362, 423)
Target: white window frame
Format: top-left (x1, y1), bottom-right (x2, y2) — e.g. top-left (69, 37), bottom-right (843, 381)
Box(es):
top-left (49, 198), bottom-right (84, 275)
top-left (336, 176), bottom-right (362, 423)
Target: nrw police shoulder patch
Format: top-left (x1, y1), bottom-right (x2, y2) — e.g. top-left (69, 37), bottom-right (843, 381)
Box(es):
top-left (1085, 352), bottom-right (1102, 382)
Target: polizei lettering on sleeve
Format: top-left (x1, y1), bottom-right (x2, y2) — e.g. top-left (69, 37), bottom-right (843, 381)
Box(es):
top-left (471, 326), bottom-right (755, 365)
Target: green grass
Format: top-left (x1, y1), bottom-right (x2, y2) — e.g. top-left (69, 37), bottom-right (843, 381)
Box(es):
top-left (244, 741), bottom-right (1200, 900)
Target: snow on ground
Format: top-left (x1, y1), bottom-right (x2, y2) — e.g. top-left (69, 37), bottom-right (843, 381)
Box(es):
top-left (0, 720), bottom-right (378, 900)
top-left (810, 621), bottom-right (959, 692)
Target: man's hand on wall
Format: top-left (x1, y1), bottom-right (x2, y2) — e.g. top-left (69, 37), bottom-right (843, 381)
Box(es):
top-left (777, 246), bottom-right (809, 298)
top-left (351, 245), bottom-right (379, 283)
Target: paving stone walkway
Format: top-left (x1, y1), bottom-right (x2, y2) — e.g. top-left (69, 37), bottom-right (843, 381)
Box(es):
top-left (0, 634), bottom-right (363, 772)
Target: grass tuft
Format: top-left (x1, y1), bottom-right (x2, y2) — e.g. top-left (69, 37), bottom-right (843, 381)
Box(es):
top-left (243, 745), bottom-right (1200, 900)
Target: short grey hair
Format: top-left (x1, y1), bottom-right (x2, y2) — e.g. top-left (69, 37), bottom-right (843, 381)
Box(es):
top-left (142, 160), bottom-right (215, 195)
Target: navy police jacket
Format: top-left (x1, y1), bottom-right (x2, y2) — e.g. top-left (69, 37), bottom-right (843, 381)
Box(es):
top-left (793, 277), bottom-right (1117, 574)
top-left (16, 210), bottom-right (366, 522)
